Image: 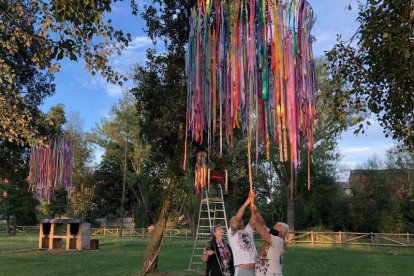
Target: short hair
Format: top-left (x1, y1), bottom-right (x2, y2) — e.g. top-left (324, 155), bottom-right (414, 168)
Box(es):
top-left (277, 222), bottom-right (289, 238)
top-left (210, 224), bottom-right (223, 236)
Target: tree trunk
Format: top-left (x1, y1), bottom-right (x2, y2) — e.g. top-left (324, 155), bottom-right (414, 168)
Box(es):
top-left (140, 179), bottom-right (175, 275)
top-left (189, 212), bottom-right (196, 239)
top-left (287, 189), bottom-right (295, 240)
top-left (6, 213), bottom-right (10, 236)
top-left (12, 219), bottom-right (16, 235)
top-left (270, 158), bottom-right (295, 235)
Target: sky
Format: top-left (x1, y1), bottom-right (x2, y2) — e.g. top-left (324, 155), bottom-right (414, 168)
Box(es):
top-left (41, 0), bottom-right (396, 177)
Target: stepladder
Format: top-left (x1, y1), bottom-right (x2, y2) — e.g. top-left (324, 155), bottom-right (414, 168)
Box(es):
top-left (188, 183), bottom-right (228, 272)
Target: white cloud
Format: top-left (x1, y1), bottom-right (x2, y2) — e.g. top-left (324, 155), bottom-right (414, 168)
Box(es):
top-left (105, 84), bottom-right (125, 97)
top-left (110, 35), bottom-right (153, 74)
top-left (337, 119), bottom-right (397, 171)
top-left (71, 35), bottom-right (153, 98)
top-left (341, 144), bottom-right (393, 155)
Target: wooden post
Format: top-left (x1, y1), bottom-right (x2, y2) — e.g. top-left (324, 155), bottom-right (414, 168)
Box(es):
top-left (48, 223), bottom-right (55, 250)
top-left (38, 223), bottom-right (43, 249)
top-left (370, 232), bottom-right (374, 244)
top-left (311, 231), bottom-right (314, 245)
top-left (339, 231), bottom-right (342, 244)
top-left (407, 233), bottom-right (409, 246)
top-left (66, 224), bottom-right (71, 250)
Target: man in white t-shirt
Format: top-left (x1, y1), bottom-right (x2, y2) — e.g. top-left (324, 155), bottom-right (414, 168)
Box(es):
top-left (251, 204), bottom-right (289, 276)
top-left (227, 193), bottom-right (257, 276)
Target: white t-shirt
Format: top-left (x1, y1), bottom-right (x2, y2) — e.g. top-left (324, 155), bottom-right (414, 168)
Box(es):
top-left (255, 234), bottom-right (286, 276)
top-left (227, 224), bottom-right (257, 266)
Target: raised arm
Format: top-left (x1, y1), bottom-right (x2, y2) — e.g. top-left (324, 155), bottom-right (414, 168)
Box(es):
top-left (230, 193), bottom-right (255, 233)
top-left (235, 198), bottom-right (251, 221)
top-left (250, 203), bottom-right (265, 226)
top-left (254, 220), bottom-right (272, 244)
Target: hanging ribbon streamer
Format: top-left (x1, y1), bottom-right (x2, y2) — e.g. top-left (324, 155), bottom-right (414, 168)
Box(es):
top-left (28, 137), bottom-right (74, 202)
top-left (185, 0), bottom-right (317, 193)
top-left (195, 151), bottom-right (208, 194)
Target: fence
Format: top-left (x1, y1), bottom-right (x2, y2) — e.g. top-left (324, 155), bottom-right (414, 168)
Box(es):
top-left (90, 228), bottom-right (192, 238)
top-left (0, 225), bottom-right (39, 234)
top-left (287, 231), bottom-right (414, 247)
top-left (2, 226), bottom-right (414, 247)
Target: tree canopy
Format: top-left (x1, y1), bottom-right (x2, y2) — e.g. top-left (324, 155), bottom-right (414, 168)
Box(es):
top-left (0, 0), bottom-right (138, 144)
top-left (326, 0), bottom-right (414, 148)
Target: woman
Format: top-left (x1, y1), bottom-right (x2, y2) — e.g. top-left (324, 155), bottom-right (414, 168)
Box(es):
top-left (202, 224), bottom-right (234, 276)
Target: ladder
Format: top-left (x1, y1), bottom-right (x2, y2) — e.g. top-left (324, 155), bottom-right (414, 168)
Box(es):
top-left (188, 184), bottom-right (228, 272)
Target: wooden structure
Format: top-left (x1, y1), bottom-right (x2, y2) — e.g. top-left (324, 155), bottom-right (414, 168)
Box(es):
top-left (38, 218), bottom-right (91, 250)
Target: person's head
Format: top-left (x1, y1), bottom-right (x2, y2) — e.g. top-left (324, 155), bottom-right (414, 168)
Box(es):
top-left (230, 216), bottom-right (244, 230)
top-left (274, 222), bottom-right (289, 238)
top-left (211, 224), bottom-right (224, 240)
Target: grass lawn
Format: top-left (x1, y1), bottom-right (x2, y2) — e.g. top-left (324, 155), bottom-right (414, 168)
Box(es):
top-left (1, 234), bottom-right (414, 275)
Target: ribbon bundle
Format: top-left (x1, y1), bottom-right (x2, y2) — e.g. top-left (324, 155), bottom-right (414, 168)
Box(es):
top-left (28, 137), bottom-right (73, 202)
top-left (185, 0), bottom-right (317, 191)
top-left (195, 151), bottom-right (208, 193)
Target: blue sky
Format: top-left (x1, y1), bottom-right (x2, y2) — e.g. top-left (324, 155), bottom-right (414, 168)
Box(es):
top-left (41, 0), bottom-right (396, 174)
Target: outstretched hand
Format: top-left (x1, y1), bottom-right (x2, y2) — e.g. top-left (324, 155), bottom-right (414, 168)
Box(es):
top-left (250, 203), bottom-right (258, 214)
top-left (246, 191), bottom-right (255, 205)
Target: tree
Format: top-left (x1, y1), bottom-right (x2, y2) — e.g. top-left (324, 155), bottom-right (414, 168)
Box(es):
top-left (1, 0), bottom-right (139, 144)
top-left (0, 0), bottom-right (55, 144)
top-left (131, 0), bottom-right (195, 270)
top-left (93, 126), bottom-right (127, 222)
top-left (0, 164), bottom-right (38, 235)
top-left (93, 93), bottom-right (151, 235)
top-left (326, 0), bottom-right (414, 148)
top-left (92, 148), bottom-right (124, 218)
top-left (48, 187), bottom-right (68, 218)
top-left (0, 103), bottom-right (67, 233)
top-left (65, 112), bottom-right (95, 219)
top-left (131, 49), bottom-right (188, 274)
top-left (135, 2), bottom-right (346, 271)
top-left (266, 58), bottom-right (344, 232)
top-left (349, 150), bottom-right (414, 233)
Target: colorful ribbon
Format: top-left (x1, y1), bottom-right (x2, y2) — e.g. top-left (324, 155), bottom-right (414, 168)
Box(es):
top-left (28, 137), bottom-right (73, 202)
top-left (186, 0), bottom-right (317, 192)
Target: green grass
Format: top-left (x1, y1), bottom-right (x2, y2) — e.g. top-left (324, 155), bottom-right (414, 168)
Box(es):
top-left (1, 234), bottom-right (414, 275)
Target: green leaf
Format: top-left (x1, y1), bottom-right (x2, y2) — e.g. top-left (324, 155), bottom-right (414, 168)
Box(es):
top-left (69, 52), bottom-right (77, 61)
top-left (57, 50), bottom-right (64, 60)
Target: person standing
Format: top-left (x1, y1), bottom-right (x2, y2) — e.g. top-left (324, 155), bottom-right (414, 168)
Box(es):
top-left (202, 224), bottom-right (234, 276)
top-left (251, 204), bottom-right (289, 276)
top-left (227, 193), bottom-right (257, 276)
